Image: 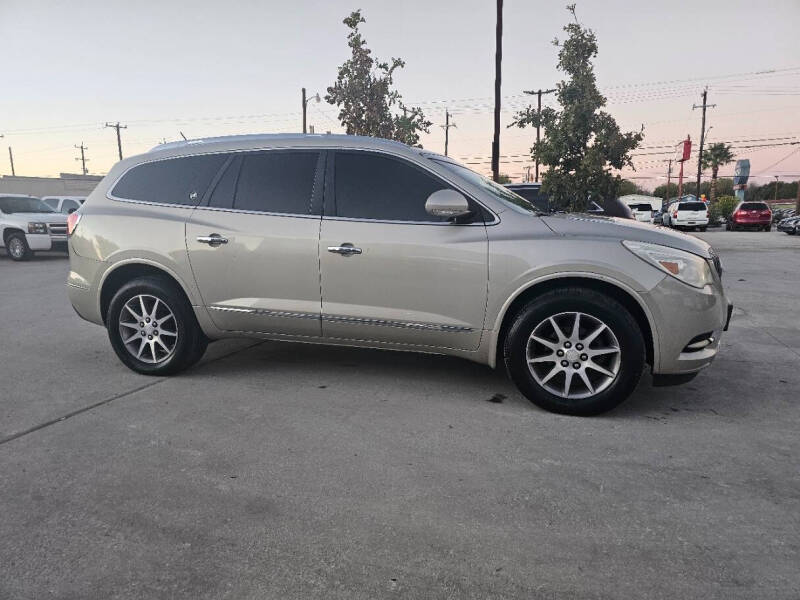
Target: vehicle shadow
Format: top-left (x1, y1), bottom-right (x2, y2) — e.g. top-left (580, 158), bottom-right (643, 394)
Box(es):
top-left (185, 338), bottom-right (750, 419)
top-left (0, 252), bottom-right (69, 263)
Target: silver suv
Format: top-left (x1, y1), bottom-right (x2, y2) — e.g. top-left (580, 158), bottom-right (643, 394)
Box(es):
top-left (67, 134), bottom-right (731, 415)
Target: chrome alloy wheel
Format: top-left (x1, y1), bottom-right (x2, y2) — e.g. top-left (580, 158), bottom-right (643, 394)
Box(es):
top-left (118, 294), bottom-right (178, 364)
top-left (8, 237), bottom-right (25, 259)
top-left (526, 311), bottom-right (621, 400)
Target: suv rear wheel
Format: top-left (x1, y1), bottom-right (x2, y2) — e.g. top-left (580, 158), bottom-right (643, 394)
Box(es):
top-left (106, 276), bottom-right (207, 375)
top-left (504, 287), bottom-right (645, 416)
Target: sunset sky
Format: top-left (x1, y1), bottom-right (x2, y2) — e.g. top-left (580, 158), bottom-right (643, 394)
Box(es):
top-left (2, 0), bottom-right (799, 190)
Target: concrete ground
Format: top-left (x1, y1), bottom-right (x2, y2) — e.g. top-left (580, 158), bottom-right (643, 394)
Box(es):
top-left (1, 230), bottom-right (798, 599)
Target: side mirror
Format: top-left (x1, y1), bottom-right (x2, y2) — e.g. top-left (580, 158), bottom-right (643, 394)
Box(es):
top-left (425, 189), bottom-right (472, 220)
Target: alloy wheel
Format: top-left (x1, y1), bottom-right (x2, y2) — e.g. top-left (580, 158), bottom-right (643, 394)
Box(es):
top-left (9, 238), bottom-right (24, 259)
top-left (526, 311), bottom-right (621, 399)
top-left (118, 294), bottom-right (178, 364)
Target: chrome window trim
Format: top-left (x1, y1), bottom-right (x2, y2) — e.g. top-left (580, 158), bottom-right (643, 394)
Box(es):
top-left (208, 305), bottom-right (473, 332)
top-left (107, 145), bottom-right (499, 226)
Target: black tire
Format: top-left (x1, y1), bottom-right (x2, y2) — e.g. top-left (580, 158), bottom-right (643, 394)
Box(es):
top-left (725, 222), bottom-right (731, 231)
top-left (699, 226), bottom-right (707, 232)
top-left (503, 287), bottom-right (645, 416)
top-left (5, 232), bottom-right (33, 261)
top-left (106, 276), bottom-right (208, 375)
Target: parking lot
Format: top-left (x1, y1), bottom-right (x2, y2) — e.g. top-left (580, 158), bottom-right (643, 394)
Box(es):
top-left (1, 229), bottom-right (798, 599)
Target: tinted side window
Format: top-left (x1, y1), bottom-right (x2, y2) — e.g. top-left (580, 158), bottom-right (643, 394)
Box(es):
top-left (111, 154), bottom-right (228, 206)
top-left (61, 199), bottom-right (81, 213)
top-left (43, 199), bottom-right (59, 209)
top-left (233, 151), bottom-right (318, 214)
top-left (334, 152), bottom-right (449, 222)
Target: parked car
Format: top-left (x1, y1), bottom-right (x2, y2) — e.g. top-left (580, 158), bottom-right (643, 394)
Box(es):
top-left (67, 134), bottom-right (731, 416)
top-left (773, 208), bottom-right (795, 223)
top-left (628, 202), bottom-right (655, 223)
top-left (662, 200), bottom-right (709, 231)
top-left (0, 194), bottom-right (69, 260)
top-left (777, 215), bottom-right (800, 235)
top-left (42, 196), bottom-right (85, 214)
top-left (726, 201), bottom-right (772, 231)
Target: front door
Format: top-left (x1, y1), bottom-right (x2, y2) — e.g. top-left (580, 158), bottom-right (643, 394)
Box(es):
top-left (186, 150), bottom-right (325, 337)
top-left (319, 151), bottom-right (488, 351)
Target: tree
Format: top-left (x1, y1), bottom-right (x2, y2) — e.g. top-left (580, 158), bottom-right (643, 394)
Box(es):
top-left (496, 173), bottom-right (512, 184)
top-left (325, 10), bottom-right (431, 146)
top-left (700, 143), bottom-right (735, 203)
top-left (618, 179), bottom-right (646, 196)
top-left (511, 4), bottom-right (643, 211)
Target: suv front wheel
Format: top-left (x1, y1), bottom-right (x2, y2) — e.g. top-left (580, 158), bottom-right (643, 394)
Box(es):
top-left (106, 276), bottom-right (208, 375)
top-left (504, 287), bottom-right (645, 415)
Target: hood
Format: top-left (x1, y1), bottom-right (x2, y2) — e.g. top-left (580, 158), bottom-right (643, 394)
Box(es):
top-left (541, 213), bottom-right (714, 258)
top-left (4, 212), bottom-right (67, 223)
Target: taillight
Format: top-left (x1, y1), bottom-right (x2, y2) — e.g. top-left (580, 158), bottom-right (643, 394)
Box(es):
top-left (67, 211), bottom-right (82, 236)
top-left (673, 211), bottom-right (678, 218)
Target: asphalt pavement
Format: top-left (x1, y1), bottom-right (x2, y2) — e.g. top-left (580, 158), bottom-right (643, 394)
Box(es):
top-left (1, 229), bottom-right (798, 599)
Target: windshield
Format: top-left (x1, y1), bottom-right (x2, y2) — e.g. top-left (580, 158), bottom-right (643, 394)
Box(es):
top-left (430, 159), bottom-right (538, 214)
top-left (678, 202), bottom-right (706, 211)
top-left (0, 196), bottom-right (53, 214)
top-left (631, 204), bottom-right (652, 211)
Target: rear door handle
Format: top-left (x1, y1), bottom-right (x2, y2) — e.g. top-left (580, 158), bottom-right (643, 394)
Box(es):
top-left (197, 234), bottom-right (229, 247)
top-left (327, 243), bottom-right (362, 256)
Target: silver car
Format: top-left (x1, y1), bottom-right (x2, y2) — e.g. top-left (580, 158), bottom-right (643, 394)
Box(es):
top-left (66, 134), bottom-right (732, 415)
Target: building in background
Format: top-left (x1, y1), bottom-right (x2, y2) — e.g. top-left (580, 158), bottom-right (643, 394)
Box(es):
top-left (0, 173), bottom-right (102, 198)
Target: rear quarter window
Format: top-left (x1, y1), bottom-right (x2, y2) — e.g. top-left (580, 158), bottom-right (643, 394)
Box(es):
top-left (111, 154), bottom-right (229, 206)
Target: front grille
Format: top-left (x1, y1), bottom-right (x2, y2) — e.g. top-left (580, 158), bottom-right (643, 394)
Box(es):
top-left (48, 223), bottom-right (67, 235)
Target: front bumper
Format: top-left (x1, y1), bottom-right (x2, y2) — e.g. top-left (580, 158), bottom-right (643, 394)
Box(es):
top-left (24, 233), bottom-right (68, 251)
top-left (777, 222), bottom-right (798, 233)
top-left (642, 273), bottom-right (730, 375)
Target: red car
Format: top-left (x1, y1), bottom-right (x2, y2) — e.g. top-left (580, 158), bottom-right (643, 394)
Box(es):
top-left (727, 201), bottom-right (772, 231)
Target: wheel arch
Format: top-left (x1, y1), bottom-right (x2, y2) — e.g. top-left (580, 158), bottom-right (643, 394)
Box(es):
top-left (490, 274), bottom-right (656, 370)
top-left (98, 260), bottom-right (196, 326)
top-left (2, 226), bottom-right (26, 245)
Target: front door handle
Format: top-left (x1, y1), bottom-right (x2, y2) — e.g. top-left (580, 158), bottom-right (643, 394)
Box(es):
top-left (327, 243), bottom-right (362, 256)
top-left (197, 234), bottom-right (229, 247)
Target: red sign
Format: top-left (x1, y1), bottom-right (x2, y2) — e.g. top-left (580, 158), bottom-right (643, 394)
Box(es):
top-left (680, 138), bottom-right (692, 162)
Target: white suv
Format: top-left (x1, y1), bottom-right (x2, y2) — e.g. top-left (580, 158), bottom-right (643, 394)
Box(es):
top-left (0, 195), bottom-right (69, 260)
top-left (662, 200), bottom-right (709, 231)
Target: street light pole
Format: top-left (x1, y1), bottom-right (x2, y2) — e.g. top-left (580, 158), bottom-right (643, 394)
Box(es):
top-left (491, 0), bottom-right (503, 182)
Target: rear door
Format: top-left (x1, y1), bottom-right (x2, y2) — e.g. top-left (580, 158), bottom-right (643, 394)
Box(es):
top-left (186, 150), bottom-right (325, 336)
top-left (319, 150), bottom-right (488, 351)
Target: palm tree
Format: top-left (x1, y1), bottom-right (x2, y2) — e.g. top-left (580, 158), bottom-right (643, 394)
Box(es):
top-left (701, 143), bottom-right (735, 203)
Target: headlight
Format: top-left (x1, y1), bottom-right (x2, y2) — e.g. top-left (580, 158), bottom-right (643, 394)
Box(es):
top-left (622, 240), bottom-right (713, 289)
top-left (27, 222), bottom-right (48, 234)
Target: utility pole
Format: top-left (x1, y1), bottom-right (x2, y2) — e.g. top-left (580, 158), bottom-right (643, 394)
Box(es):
top-left (693, 88), bottom-right (716, 196)
top-left (664, 159), bottom-right (673, 208)
top-left (8, 146), bottom-right (15, 176)
top-left (74, 143), bottom-right (88, 175)
top-left (302, 87), bottom-right (320, 134)
top-left (104, 122), bottom-right (127, 160)
top-left (523, 88), bottom-right (557, 182)
top-left (440, 109), bottom-right (456, 156)
top-left (796, 174), bottom-right (800, 214)
top-left (774, 175), bottom-right (780, 203)
top-left (491, 0), bottom-right (503, 182)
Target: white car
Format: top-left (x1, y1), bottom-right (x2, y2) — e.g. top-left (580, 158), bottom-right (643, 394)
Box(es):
top-left (662, 200), bottom-right (709, 231)
top-left (628, 202), bottom-right (655, 223)
top-left (0, 195), bottom-right (69, 260)
top-left (42, 196), bottom-right (85, 214)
